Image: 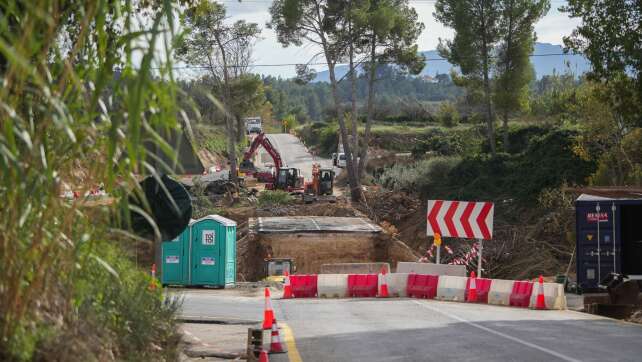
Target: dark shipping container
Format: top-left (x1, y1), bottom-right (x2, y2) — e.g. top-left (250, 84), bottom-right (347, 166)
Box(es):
top-left (576, 194), bottom-right (642, 292)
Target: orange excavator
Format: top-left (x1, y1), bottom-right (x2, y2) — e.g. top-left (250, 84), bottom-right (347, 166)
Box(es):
top-left (240, 133), bottom-right (304, 192)
top-left (303, 163), bottom-right (335, 203)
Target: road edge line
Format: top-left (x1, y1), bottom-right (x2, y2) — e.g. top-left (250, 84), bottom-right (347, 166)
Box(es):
top-left (413, 300), bottom-right (580, 362)
top-left (281, 322), bottom-right (303, 362)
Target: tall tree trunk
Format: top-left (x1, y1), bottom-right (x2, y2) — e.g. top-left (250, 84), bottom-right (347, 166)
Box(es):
top-left (480, 5), bottom-right (496, 156)
top-left (236, 114), bottom-right (244, 143)
top-left (502, 0), bottom-right (513, 152)
top-left (328, 61), bottom-right (361, 202)
top-left (358, 32), bottom-right (377, 178)
top-left (312, 5), bottom-right (362, 201)
top-left (349, 32), bottom-right (359, 178)
top-left (215, 34), bottom-right (237, 183)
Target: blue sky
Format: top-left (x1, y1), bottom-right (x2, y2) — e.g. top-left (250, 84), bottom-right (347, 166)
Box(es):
top-left (181, 0), bottom-right (580, 78)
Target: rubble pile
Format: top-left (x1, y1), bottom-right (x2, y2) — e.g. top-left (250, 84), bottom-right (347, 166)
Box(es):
top-left (364, 189), bottom-right (420, 223)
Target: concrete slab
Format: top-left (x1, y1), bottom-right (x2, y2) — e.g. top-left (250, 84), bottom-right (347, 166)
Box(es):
top-left (250, 216), bottom-right (382, 234)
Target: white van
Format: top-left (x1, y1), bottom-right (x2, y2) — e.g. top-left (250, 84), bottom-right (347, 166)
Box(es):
top-left (337, 153), bottom-right (346, 168)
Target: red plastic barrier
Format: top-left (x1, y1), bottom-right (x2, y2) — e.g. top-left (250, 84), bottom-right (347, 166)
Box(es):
top-left (509, 281), bottom-right (533, 307)
top-left (465, 277), bottom-right (492, 303)
top-left (290, 275), bottom-right (318, 298)
top-left (406, 274), bottom-right (439, 299)
top-left (347, 274), bottom-right (378, 297)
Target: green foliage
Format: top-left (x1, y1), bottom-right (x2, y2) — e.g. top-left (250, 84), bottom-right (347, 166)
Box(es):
top-left (529, 71), bottom-right (581, 119)
top-left (558, 79), bottom-right (642, 186)
top-left (282, 114), bottom-right (298, 132)
top-left (562, 0), bottom-right (642, 104)
top-left (384, 129), bottom-right (596, 203)
top-left (356, 0), bottom-right (426, 75)
top-left (297, 122), bottom-right (340, 156)
top-left (448, 129), bottom-right (595, 202)
top-left (494, 0), bottom-right (549, 128)
top-left (436, 0), bottom-right (550, 154)
top-left (437, 101), bottom-right (460, 127)
top-left (264, 68), bottom-right (462, 123)
top-left (435, 0), bottom-right (502, 79)
top-left (177, 0), bottom-right (262, 174)
top-left (68, 242), bottom-right (182, 361)
top-left (378, 156), bottom-right (462, 194)
top-left (492, 125), bottom-right (549, 154)
top-left (258, 190), bottom-right (295, 207)
top-left (229, 74), bottom-right (267, 119)
top-left (0, 0), bottom-right (184, 359)
top-left (411, 127), bottom-right (483, 158)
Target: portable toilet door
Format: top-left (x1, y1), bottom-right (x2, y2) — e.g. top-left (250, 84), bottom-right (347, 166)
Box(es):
top-left (219, 216), bottom-right (237, 286)
top-left (161, 227), bottom-right (189, 286)
top-left (190, 216), bottom-right (223, 286)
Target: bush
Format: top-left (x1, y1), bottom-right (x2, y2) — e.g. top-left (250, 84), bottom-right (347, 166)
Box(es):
top-left (384, 129), bottom-right (597, 204)
top-left (484, 125), bottom-right (550, 154)
top-left (437, 101), bottom-right (460, 128)
top-left (410, 127), bottom-right (483, 158)
top-left (258, 190), bottom-right (295, 207)
top-left (379, 156), bottom-right (462, 195)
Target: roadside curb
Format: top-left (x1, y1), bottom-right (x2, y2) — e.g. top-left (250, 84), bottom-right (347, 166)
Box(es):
top-left (179, 315), bottom-right (258, 325)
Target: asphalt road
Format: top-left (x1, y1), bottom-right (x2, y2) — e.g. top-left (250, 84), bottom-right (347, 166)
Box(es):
top-left (177, 289), bottom-right (642, 362)
top-left (269, 298), bottom-right (642, 362)
top-left (263, 133), bottom-right (335, 180)
top-left (176, 288), bottom-right (263, 322)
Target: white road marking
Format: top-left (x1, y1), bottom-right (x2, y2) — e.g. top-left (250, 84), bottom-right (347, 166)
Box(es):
top-left (413, 300), bottom-right (581, 362)
top-left (309, 217), bottom-right (321, 231)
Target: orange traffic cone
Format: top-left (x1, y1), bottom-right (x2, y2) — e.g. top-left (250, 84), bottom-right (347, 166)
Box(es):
top-left (283, 271), bottom-right (293, 299)
top-left (378, 266), bottom-right (389, 298)
top-left (269, 319), bottom-right (287, 354)
top-left (149, 263), bottom-right (158, 290)
top-left (262, 288), bottom-right (275, 330)
top-left (467, 271), bottom-right (477, 302)
top-left (258, 350), bottom-right (269, 362)
top-left (536, 275), bottom-right (547, 310)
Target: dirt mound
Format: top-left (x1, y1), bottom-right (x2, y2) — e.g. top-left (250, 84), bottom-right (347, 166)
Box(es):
top-left (361, 189), bottom-right (428, 253)
top-left (219, 191), bottom-right (424, 280)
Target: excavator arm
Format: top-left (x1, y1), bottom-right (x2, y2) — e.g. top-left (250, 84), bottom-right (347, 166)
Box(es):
top-left (243, 132), bottom-right (283, 170)
top-left (241, 133), bottom-right (285, 185)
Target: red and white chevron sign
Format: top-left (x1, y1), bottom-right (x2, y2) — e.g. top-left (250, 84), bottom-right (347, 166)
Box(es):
top-left (426, 200), bottom-right (494, 240)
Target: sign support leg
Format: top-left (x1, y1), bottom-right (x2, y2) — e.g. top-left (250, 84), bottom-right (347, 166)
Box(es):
top-left (477, 239), bottom-right (483, 278)
top-left (436, 246), bottom-right (441, 264)
top-left (595, 202), bottom-right (602, 287)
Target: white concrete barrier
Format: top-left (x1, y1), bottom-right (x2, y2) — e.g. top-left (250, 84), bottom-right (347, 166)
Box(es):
top-left (436, 276), bottom-right (467, 301)
top-left (317, 274), bottom-right (348, 298)
top-left (529, 282), bottom-right (567, 310)
top-left (488, 279), bottom-right (514, 306)
top-left (396, 262), bottom-right (466, 277)
top-left (321, 263), bottom-right (390, 274)
top-left (380, 273), bottom-right (409, 297)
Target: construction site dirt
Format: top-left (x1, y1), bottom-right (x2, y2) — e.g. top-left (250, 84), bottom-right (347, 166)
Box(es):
top-left (214, 197), bottom-right (420, 282)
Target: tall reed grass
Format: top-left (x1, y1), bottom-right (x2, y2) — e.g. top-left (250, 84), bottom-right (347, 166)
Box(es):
top-left (0, 1), bottom-right (188, 359)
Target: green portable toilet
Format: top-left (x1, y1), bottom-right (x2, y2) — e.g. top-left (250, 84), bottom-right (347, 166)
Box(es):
top-left (161, 219), bottom-right (196, 286)
top-left (190, 215), bottom-right (236, 287)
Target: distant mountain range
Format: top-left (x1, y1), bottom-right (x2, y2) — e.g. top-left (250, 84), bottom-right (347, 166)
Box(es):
top-left (311, 43), bottom-right (591, 82)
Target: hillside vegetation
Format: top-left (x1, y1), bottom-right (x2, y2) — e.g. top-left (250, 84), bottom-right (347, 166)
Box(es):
top-left (298, 73), bottom-right (641, 279)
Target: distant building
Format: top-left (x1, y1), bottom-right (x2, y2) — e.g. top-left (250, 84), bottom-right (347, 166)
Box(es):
top-left (421, 75), bottom-right (439, 83)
